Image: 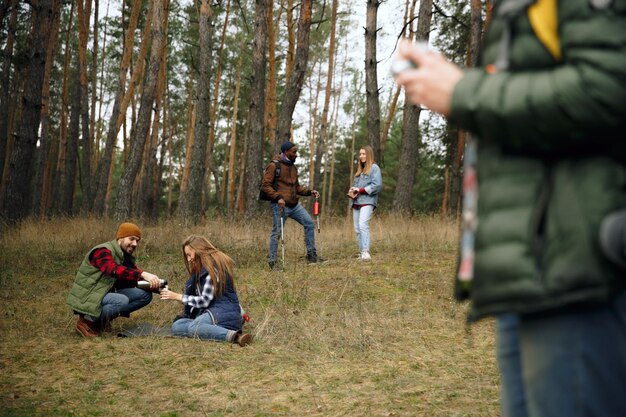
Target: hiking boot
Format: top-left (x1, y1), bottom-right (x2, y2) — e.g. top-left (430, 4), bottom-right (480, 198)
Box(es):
top-left (307, 253), bottom-right (327, 264)
top-left (76, 315), bottom-right (100, 337)
top-left (234, 332), bottom-right (254, 347)
top-left (268, 260), bottom-right (276, 270)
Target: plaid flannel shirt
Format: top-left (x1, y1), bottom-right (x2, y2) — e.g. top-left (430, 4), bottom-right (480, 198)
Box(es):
top-left (182, 271), bottom-right (216, 310)
top-left (89, 247), bottom-right (143, 288)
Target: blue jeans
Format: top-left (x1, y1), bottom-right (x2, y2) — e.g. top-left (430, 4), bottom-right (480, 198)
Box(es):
top-left (171, 312), bottom-right (231, 341)
top-left (497, 293), bottom-right (626, 417)
top-left (90, 287), bottom-right (153, 326)
top-left (269, 203), bottom-right (316, 262)
top-left (497, 314), bottom-right (528, 417)
top-left (352, 205), bottom-right (374, 252)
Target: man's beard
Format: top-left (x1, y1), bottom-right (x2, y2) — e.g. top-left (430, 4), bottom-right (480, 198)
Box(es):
top-left (122, 243), bottom-right (135, 255)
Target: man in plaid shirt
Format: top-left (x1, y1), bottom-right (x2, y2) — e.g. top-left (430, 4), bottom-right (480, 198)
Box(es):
top-left (67, 223), bottom-right (162, 337)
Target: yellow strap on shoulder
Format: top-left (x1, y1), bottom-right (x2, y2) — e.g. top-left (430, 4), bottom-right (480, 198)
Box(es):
top-left (528, 0), bottom-right (561, 60)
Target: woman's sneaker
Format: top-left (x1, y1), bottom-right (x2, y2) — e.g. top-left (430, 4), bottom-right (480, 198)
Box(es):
top-left (360, 251), bottom-right (371, 260)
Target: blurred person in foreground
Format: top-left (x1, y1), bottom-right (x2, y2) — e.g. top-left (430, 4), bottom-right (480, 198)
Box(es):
top-left (347, 145), bottom-right (382, 260)
top-left (67, 222), bottom-right (162, 337)
top-left (394, 1), bottom-right (626, 416)
top-left (159, 235), bottom-right (253, 347)
top-left (261, 140), bottom-right (326, 268)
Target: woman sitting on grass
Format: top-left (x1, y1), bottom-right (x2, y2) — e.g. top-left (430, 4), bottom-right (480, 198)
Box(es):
top-left (160, 235), bottom-right (252, 346)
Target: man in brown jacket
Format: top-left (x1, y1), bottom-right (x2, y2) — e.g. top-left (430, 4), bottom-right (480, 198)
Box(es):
top-left (261, 141), bottom-right (325, 269)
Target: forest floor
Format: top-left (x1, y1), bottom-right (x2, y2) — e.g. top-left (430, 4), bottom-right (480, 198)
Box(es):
top-left (0, 215), bottom-right (498, 417)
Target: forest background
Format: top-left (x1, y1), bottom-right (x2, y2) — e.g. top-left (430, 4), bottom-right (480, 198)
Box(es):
top-left (0, 2), bottom-right (501, 415)
top-left (0, 0), bottom-right (487, 222)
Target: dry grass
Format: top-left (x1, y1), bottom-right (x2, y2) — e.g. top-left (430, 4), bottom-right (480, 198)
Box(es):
top-left (0, 214), bottom-right (499, 417)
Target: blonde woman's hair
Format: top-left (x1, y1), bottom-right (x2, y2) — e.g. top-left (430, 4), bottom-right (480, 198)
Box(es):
top-left (355, 145), bottom-right (375, 177)
top-left (182, 235), bottom-right (235, 297)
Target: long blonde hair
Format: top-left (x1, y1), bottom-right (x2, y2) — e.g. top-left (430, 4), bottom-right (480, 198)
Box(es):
top-left (182, 235), bottom-right (235, 297)
top-left (355, 145), bottom-right (375, 177)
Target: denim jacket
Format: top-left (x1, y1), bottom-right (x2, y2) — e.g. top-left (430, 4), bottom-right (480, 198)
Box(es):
top-left (352, 163), bottom-right (382, 207)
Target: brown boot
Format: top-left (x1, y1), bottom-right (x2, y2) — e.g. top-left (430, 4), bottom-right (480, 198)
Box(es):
top-left (234, 332), bottom-right (253, 347)
top-left (76, 315), bottom-right (100, 337)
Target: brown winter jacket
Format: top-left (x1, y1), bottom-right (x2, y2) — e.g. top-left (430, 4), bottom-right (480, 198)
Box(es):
top-left (261, 154), bottom-right (312, 207)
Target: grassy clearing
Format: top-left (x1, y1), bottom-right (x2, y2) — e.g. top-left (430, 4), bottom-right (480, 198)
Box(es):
top-left (0, 215), bottom-right (498, 417)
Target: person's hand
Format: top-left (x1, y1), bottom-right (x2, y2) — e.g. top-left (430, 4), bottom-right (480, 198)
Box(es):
top-left (347, 187), bottom-right (359, 199)
top-left (393, 40), bottom-right (464, 117)
top-left (277, 198), bottom-right (286, 209)
top-left (141, 272), bottom-right (161, 291)
top-left (160, 288), bottom-right (182, 302)
top-left (311, 190), bottom-right (320, 198)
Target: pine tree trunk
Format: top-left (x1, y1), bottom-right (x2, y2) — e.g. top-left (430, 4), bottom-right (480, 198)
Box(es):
top-left (365, 0), bottom-right (381, 164)
top-left (313, 0), bottom-right (337, 191)
top-left (177, 0), bottom-right (212, 221)
top-left (227, 49), bottom-right (244, 213)
top-left (180, 75), bottom-right (195, 196)
top-left (114, 0), bottom-right (166, 221)
top-left (346, 81), bottom-right (360, 218)
top-left (266, 0), bottom-right (278, 153)
top-left (308, 60), bottom-right (321, 189)
top-left (90, 0), bottom-right (99, 167)
top-left (203, 0), bottom-right (231, 212)
top-left (92, 0), bottom-right (143, 215)
top-left (0, 0), bottom-right (18, 180)
top-left (275, 0), bottom-right (311, 152)
top-left (285, 0), bottom-right (295, 80)
top-left (77, 0), bottom-right (93, 212)
top-left (326, 47), bottom-right (347, 212)
top-left (49, 1), bottom-right (74, 215)
top-left (31, 1), bottom-right (60, 217)
top-left (244, 0), bottom-right (268, 216)
top-left (61, 61), bottom-right (81, 215)
top-left (391, 0), bottom-right (433, 213)
top-left (1, 0), bottom-right (56, 220)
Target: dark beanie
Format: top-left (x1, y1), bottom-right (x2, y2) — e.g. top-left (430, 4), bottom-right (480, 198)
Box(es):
top-left (281, 141), bottom-right (296, 153)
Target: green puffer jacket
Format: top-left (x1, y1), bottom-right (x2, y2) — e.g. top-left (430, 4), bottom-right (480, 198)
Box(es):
top-left (66, 241), bottom-right (127, 317)
top-left (450, 0), bottom-right (626, 320)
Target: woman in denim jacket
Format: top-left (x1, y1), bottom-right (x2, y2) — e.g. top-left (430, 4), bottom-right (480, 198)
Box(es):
top-left (348, 145), bottom-right (382, 260)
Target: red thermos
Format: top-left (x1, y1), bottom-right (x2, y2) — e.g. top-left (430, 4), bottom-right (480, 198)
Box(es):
top-left (313, 200), bottom-right (320, 216)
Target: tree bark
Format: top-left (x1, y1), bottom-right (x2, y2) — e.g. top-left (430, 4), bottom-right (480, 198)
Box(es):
top-left (49, 1), bottom-right (74, 215)
top-left (92, 0), bottom-right (143, 215)
top-left (31, 0), bottom-right (60, 217)
top-left (0, 0), bottom-right (18, 180)
top-left (392, 0), bottom-right (433, 213)
top-left (177, 0), bottom-right (212, 221)
top-left (114, 0), bottom-right (166, 221)
top-left (77, 0), bottom-right (93, 212)
top-left (313, 0), bottom-right (337, 191)
top-left (227, 48), bottom-right (244, 213)
top-left (265, 0), bottom-right (281, 153)
top-left (285, 0), bottom-right (295, 79)
top-left (244, 0), bottom-right (268, 216)
top-left (1, 0), bottom-right (56, 221)
top-left (138, 4), bottom-right (168, 220)
top-left (203, 0), bottom-right (231, 213)
top-left (365, 0), bottom-right (381, 164)
top-left (275, 0), bottom-right (312, 152)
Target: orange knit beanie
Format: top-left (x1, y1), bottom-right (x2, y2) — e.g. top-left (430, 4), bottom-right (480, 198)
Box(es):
top-left (116, 222), bottom-right (142, 239)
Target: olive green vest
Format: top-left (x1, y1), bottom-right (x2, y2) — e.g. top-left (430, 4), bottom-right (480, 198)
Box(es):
top-left (66, 240), bottom-right (128, 317)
